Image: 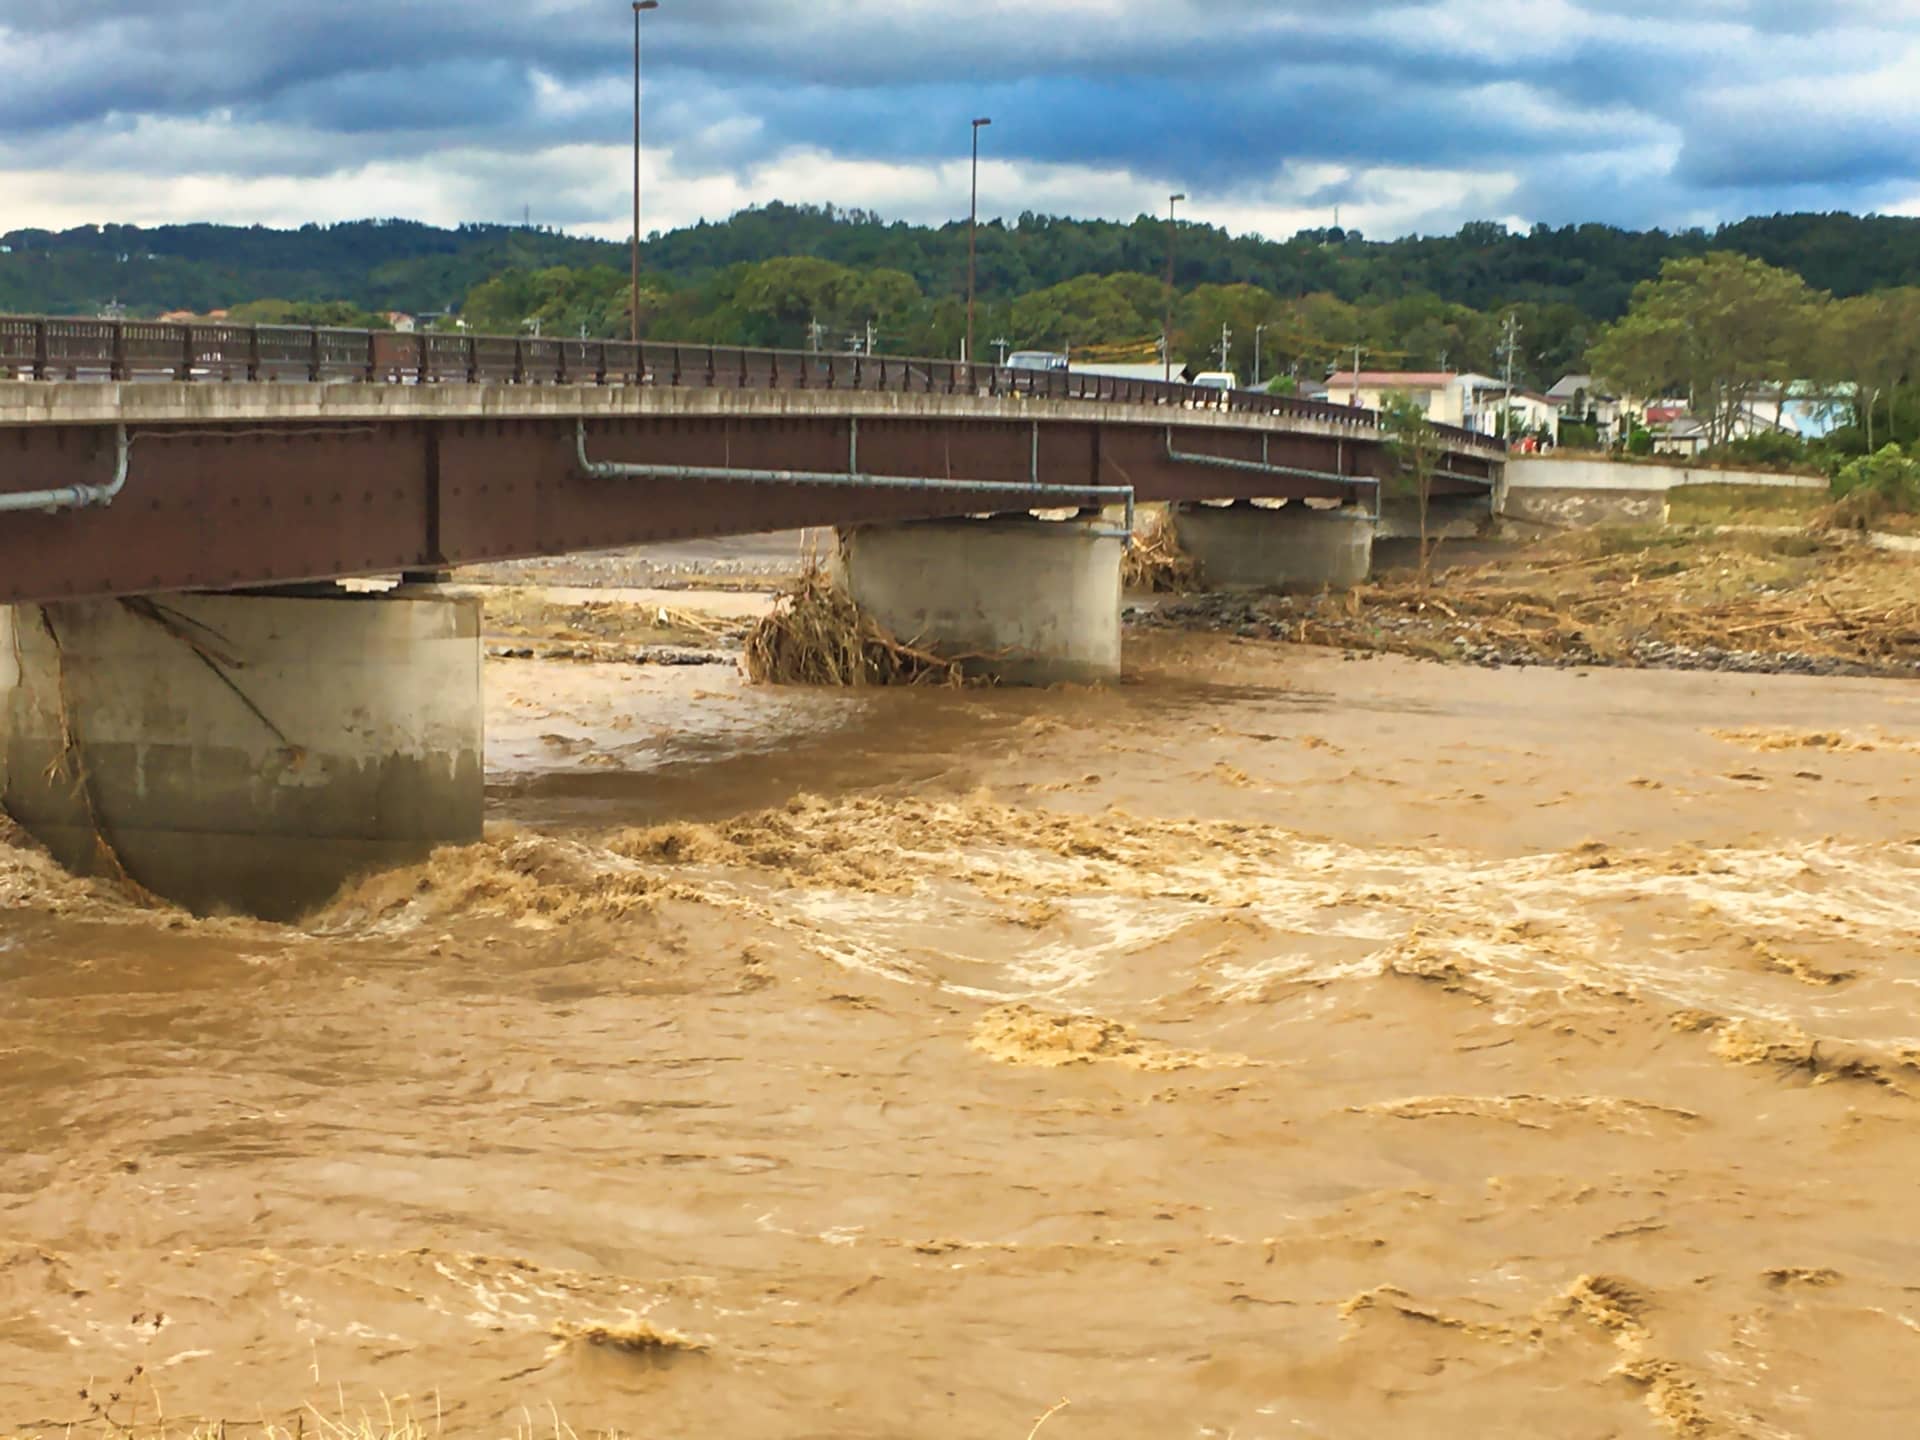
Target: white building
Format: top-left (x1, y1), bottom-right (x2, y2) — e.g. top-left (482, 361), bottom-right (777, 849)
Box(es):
top-left (1322, 370), bottom-right (1475, 427)
top-left (1322, 369), bottom-right (1559, 442)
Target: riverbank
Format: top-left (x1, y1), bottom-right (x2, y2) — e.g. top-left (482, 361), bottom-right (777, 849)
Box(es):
top-left (1134, 527), bottom-right (1920, 678)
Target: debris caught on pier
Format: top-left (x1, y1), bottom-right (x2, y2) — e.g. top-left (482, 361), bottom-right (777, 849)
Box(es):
top-left (743, 567), bottom-right (979, 686)
top-left (1120, 509), bottom-right (1203, 594)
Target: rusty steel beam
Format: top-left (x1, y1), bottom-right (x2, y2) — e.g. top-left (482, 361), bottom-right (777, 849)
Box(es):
top-left (0, 409), bottom-right (1494, 607)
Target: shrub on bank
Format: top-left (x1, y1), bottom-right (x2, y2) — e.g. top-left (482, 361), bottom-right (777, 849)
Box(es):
top-left (1696, 432), bottom-right (1817, 473)
top-left (1823, 444), bottom-right (1920, 529)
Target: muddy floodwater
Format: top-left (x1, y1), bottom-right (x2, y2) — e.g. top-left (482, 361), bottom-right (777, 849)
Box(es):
top-left (5, 624), bottom-right (1920, 1438)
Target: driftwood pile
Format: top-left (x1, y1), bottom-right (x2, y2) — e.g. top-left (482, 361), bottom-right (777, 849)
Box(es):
top-left (1120, 510), bottom-right (1203, 593)
top-left (743, 568), bottom-right (977, 686)
top-left (1281, 532), bottom-right (1920, 671)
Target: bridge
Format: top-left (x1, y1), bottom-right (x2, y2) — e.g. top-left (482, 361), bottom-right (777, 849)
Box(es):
top-left (0, 315), bottom-right (1500, 605)
top-left (0, 315), bottom-right (1504, 916)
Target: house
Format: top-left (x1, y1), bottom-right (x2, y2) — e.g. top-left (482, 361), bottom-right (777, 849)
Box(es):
top-left (383, 311), bottom-right (417, 333)
top-left (1318, 369), bottom-right (1561, 442)
top-left (1547, 373), bottom-right (1626, 443)
top-left (1322, 370), bottom-right (1474, 427)
top-left (1475, 385), bottom-right (1562, 443)
top-left (1754, 382), bottom-right (1851, 440)
top-left (1644, 404), bottom-right (1707, 456)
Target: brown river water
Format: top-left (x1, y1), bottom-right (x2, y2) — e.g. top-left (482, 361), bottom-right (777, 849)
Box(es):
top-left (5, 625), bottom-right (1920, 1438)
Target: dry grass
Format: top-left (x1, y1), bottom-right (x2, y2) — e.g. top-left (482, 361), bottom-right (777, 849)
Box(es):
top-left (1278, 528), bottom-right (1920, 670)
top-left (742, 568), bottom-right (980, 686)
top-left (477, 588), bottom-right (748, 648)
top-left (1121, 509), bottom-right (1202, 593)
top-left (1665, 484), bottom-right (1828, 528)
top-left (1815, 486), bottom-right (1920, 536)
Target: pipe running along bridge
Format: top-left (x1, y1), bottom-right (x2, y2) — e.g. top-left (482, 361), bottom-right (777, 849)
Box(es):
top-left (0, 315), bottom-right (1505, 917)
top-left (0, 315), bottom-right (1501, 604)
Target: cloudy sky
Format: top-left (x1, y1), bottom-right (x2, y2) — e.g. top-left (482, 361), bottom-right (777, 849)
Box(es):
top-left (3, 0), bottom-right (1918, 243)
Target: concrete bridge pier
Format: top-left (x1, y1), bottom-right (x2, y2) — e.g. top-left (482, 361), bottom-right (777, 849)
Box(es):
top-left (832, 514), bottom-right (1124, 685)
top-left (0, 586), bottom-right (482, 919)
top-left (1170, 500), bottom-right (1375, 591)
top-left (1371, 492), bottom-right (1495, 571)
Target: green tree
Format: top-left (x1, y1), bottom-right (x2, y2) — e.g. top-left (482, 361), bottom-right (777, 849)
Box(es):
top-left (1007, 273), bottom-right (1161, 353)
top-left (226, 298), bottom-right (391, 329)
top-left (1381, 391), bottom-right (1443, 579)
top-left (1819, 289), bottom-right (1920, 452)
top-left (1589, 252), bottom-right (1822, 446)
top-left (459, 265), bottom-right (640, 338)
top-left (1174, 283), bottom-right (1287, 380)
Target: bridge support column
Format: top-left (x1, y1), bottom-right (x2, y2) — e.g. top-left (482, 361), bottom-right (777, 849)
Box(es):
top-left (1372, 493), bottom-right (1493, 571)
top-left (833, 515), bottom-right (1123, 685)
top-left (1171, 500), bottom-right (1374, 591)
top-left (0, 587), bottom-right (482, 919)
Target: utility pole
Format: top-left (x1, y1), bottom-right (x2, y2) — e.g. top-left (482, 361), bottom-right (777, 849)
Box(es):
top-left (1499, 311), bottom-right (1520, 440)
top-left (1164, 193), bottom-right (1185, 383)
top-left (865, 319), bottom-right (876, 356)
top-left (967, 118), bottom-right (992, 367)
top-left (1216, 322), bottom-right (1233, 373)
top-left (630, 0), bottom-right (660, 347)
top-left (807, 315), bottom-right (824, 353)
top-left (1350, 340), bottom-right (1362, 407)
top-left (1253, 323), bottom-right (1266, 387)
top-left (992, 336), bottom-right (1010, 367)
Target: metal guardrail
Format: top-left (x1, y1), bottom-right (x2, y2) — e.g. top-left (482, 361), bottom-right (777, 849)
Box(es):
top-left (0, 314), bottom-right (1505, 454)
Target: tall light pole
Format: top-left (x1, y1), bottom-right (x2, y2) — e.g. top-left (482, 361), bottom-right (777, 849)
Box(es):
top-left (1164, 192), bottom-right (1185, 382)
top-left (631, 0), bottom-right (659, 347)
top-left (967, 117), bottom-right (992, 367)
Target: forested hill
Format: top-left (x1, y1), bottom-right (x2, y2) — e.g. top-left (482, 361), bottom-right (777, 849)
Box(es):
top-left (0, 220), bottom-right (615, 319)
top-left (3, 206), bottom-right (1918, 323)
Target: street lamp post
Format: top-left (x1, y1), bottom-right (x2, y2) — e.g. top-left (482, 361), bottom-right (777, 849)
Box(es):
top-left (631, 0), bottom-right (659, 347)
top-left (967, 117), bottom-right (992, 368)
top-left (1164, 192), bottom-right (1185, 383)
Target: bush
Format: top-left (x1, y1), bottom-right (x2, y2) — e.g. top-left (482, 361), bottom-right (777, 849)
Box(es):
top-left (1560, 421), bottom-right (1599, 449)
top-left (1625, 425), bottom-right (1655, 456)
top-left (1822, 444), bottom-right (1920, 530)
top-left (1818, 423), bottom-right (1867, 458)
top-left (1832, 444), bottom-right (1920, 501)
top-left (1695, 432), bottom-right (1814, 472)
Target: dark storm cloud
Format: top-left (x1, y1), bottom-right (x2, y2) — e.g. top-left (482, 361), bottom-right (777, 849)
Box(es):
top-left (1, 1), bottom-right (1916, 233)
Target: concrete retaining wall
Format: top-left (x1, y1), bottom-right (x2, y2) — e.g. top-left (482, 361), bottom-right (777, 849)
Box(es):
top-left (835, 516), bottom-right (1123, 685)
top-left (1, 588), bottom-right (482, 918)
top-left (1504, 458), bottom-right (1827, 494)
top-left (1501, 487), bottom-right (1670, 528)
top-left (1499, 458), bottom-right (1825, 530)
top-left (1171, 501), bottom-right (1374, 591)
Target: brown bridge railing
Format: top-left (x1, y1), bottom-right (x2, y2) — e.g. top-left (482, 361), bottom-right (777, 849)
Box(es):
top-left (0, 314), bottom-right (1505, 454)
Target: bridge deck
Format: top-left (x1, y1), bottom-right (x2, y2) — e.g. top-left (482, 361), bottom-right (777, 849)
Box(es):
top-left (0, 319), bottom-right (1501, 607)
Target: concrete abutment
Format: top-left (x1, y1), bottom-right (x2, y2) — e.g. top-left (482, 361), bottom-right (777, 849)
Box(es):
top-left (1170, 501), bottom-right (1375, 591)
top-left (832, 515), bottom-right (1124, 685)
top-left (0, 588), bottom-right (482, 919)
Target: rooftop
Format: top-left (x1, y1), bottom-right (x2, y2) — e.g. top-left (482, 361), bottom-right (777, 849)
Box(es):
top-left (1324, 370), bottom-right (1458, 390)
